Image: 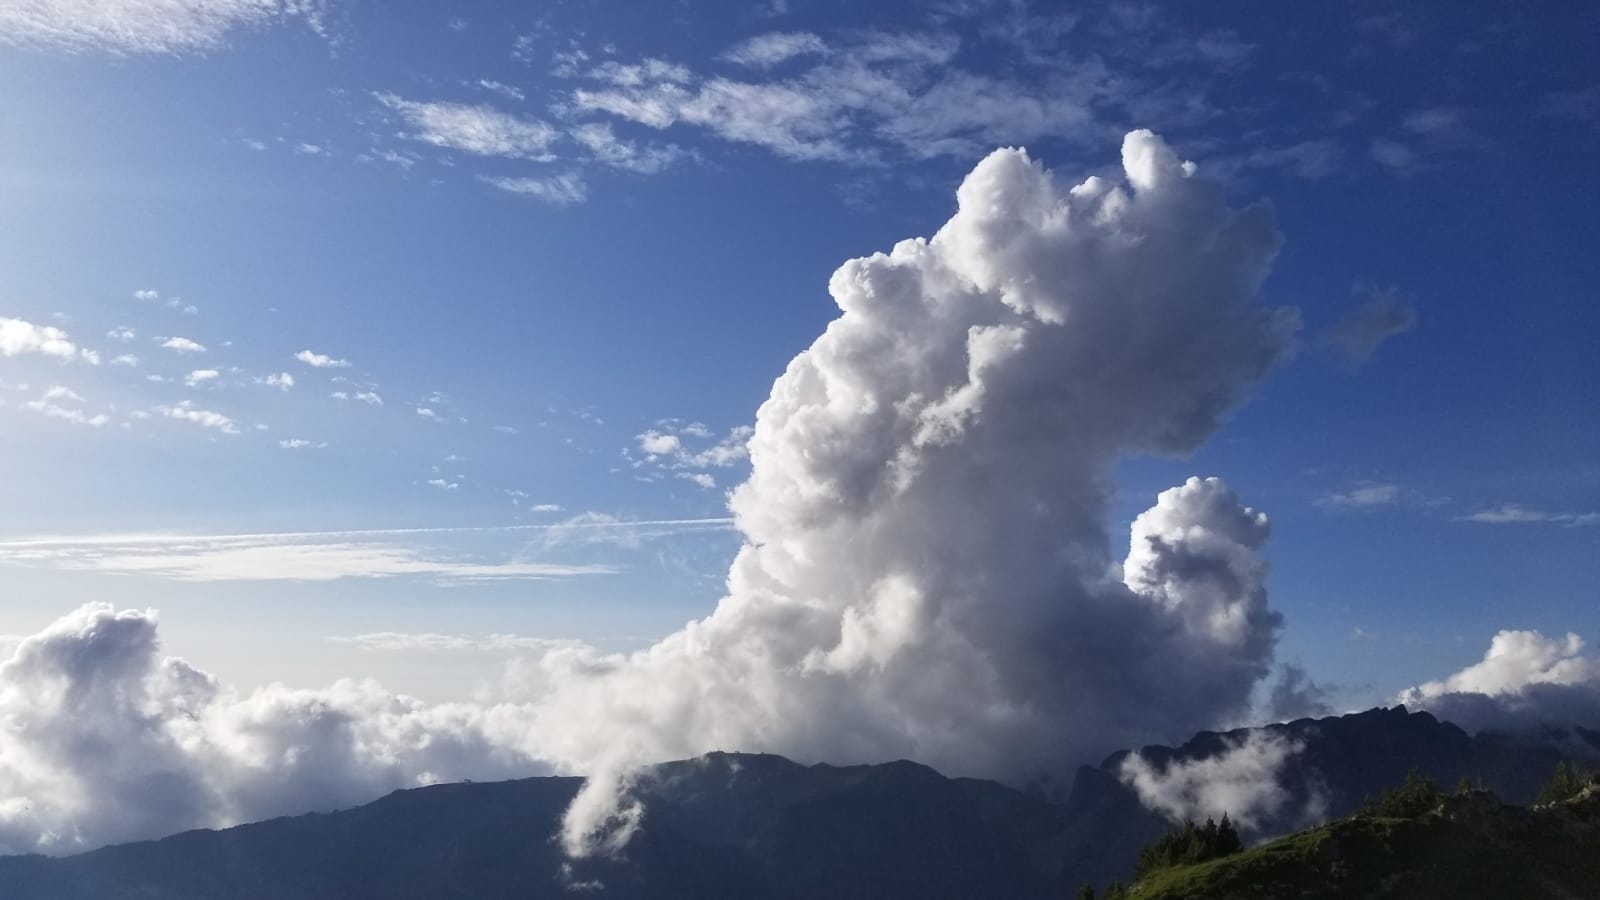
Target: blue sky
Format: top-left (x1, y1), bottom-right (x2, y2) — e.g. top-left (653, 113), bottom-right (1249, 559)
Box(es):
top-left (1, 0), bottom-right (1596, 714)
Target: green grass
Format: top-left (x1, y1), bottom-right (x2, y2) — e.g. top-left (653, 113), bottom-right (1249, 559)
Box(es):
top-left (1121, 792), bottom-right (1600, 900)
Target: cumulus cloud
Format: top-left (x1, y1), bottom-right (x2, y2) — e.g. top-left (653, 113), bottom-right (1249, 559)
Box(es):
top-left (159, 336), bottom-right (207, 354)
top-left (631, 422), bottom-right (753, 487)
top-left (1, 317), bottom-right (95, 363)
top-left (1321, 286), bottom-right (1417, 370)
top-left (543, 131), bottom-right (1294, 854)
top-left (1397, 630), bottom-right (1600, 733)
top-left (2, 131), bottom-right (1299, 860)
top-left (184, 368), bottom-right (220, 387)
top-left (0, 0), bottom-right (324, 55)
top-left (23, 390), bottom-right (110, 427)
top-left (294, 349), bottom-right (349, 368)
top-left (1118, 732), bottom-right (1323, 833)
top-left (257, 372), bottom-right (294, 390)
top-left (0, 604), bottom-right (540, 856)
top-left (277, 438), bottom-right (324, 449)
top-left (156, 400), bottom-right (237, 433)
top-left (377, 94), bottom-right (559, 160)
top-left (332, 389), bottom-right (383, 406)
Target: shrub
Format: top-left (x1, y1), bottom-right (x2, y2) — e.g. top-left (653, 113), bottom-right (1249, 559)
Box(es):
top-left (1133, 814), bottom-right (1244, 878)
top-left (1356, 768), bottom-right (1444, 819)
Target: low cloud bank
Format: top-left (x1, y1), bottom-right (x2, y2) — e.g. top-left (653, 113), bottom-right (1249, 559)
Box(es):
top-left (1118, 732), bottom-right (1326, 834)
top-left (1396, 630), bottom-right (1600, 734)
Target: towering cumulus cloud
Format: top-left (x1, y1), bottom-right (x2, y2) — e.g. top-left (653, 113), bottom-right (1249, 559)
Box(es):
top-left (545, 130), bottom-right (1292, 852)
top-left (0, 131), bottom-right (1296, 857)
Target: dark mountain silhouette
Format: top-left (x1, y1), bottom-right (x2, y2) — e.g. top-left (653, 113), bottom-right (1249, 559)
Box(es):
top-left (1, 707), bottom-right (1593, 898)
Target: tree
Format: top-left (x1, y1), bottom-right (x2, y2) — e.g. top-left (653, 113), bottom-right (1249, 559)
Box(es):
top-left (1133, 815), bottom-right (1246, 878)
top-left (1536, 760), bottom-right (1595, 805)
top-left (1356, 767), bottom-right (1444, 819)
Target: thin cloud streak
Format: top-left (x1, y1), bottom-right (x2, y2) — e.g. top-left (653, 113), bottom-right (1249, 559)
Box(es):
top-left (0, 518), bottom-right (734, 583)
top-left (0, 517), bottom-right (736, 549)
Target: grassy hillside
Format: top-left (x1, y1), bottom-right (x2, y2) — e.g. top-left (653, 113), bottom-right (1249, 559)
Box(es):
top-left (1121, 785), bottom-right (1600, 899)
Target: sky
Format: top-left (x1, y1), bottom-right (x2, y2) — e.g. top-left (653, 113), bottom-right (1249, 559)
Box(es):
top-left (0, 0), bottom-right (1598, 858)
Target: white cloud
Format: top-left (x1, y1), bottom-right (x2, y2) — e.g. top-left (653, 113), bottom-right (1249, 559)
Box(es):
top-left (185, 368), bottom-right (220, 387)
top-left (160, 336), bottom-right (207, 354)
top-left (0, 132), bottom-right (1301, 863)
top-left (111, 354), bottom-right (140, 367)
top-left (481, 172), bottom-right (588, 205)
top-left (1118, 732), bottom-right (1324, 833)
top-left (107, 326), bottom-right (137, 342)
top-left (531, 503), bottom-right (564, 512)
top-left (568, 28), bottom-right (1152, 164)
top-left (133, 289), bottom-right (198, 314)
top-left (426, 478), bottom-right (459, 490)
top-left (543, 132), bottom-right (1295, 855)
top-left (1397, 630), bottom-right (1600, 733)
top-left (416, 406), bottom-right (440, 420)
top-left (157, 400), bottom-right (237, 434)
top-left (23, 395), bottom-right (110, 428)
top-left (1458, 504), bottom-right (1598, 527)
top-left (0, 529), bottom-right (630, 583)
top-left (569, 122), bottom-right (684, 174)
top-left (330, 632), bottom-right (576, 653)
top-left (0, 604), bottom-right (543, 855)
top-left (720, 31), bottom-right (829, 68)
top-left (1317, 482), bottom-right (1401, 509)
top-left (0, 0), bottom-right (324, 54)
top-left (631, 423), bottom-right (753, 480)
top-left (1, 317), bottom-right (95, 362)
top-left (637, 430), bottom-right (681, 456)
top-left (278, 438), bottom-right (324, 449)
top-left (294, 349), bottom-right (350, 368)
top-left (257, 372), bottom-right (294, 390)
top-left (475, 79), bottom-right (525, 101)
top-left (332, 390), bottom-right (383, 406)
top-left (377, 93), bottom-right (558, 160)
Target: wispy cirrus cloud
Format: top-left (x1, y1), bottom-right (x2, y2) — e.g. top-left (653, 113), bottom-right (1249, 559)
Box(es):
top-left (0, 518), bottom-right (733, 583)
top-left (1315, 482), bottom-right (1401, 510)
top-left (1456, 504), bottom-right (1598, 527)
top-left (377, 93), bottom-right (560, 160)
top-left (329, 631), bottom-right (580, 653)
top-left (0, 0), bottom-right (325, 55)
top-left (481, 172), bottom-right (588, 205)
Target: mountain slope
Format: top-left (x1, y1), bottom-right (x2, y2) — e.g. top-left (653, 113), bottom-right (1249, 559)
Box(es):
top-left (0, 708), bottom-right (1594, 898)
top-left (0, 753), bottom-right (1073, 900)
top-left (1126, 785), bottom-right (1600, 899)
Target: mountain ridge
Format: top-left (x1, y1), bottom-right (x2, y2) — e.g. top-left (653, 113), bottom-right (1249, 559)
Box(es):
top-left (1, 707), bottom-right (1594, 898)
